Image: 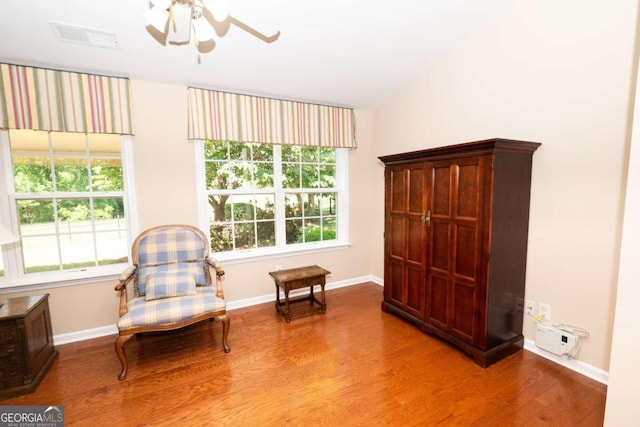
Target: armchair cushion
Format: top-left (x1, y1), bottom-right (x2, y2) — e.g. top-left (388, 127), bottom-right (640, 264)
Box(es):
top-left (118, 286), bottom-right (226, 329)
top-left (144, 268), bottom-right (198, 301)
top-left (137, 262), bottom-right (205, 296)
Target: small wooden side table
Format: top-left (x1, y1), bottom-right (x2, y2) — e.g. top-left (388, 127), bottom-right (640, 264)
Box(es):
top-left (0, 294), bottom-right (58, 399)
top-left (269, 265), bottom-right (330, 322)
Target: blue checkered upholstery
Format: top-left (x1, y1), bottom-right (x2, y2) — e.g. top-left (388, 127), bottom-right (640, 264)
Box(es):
top-left (115, 225), bottom-right (229, 380)
top-left (135, 227), bottom-right (208, 296)
top-left (118, 286), bottom-right (226, 329)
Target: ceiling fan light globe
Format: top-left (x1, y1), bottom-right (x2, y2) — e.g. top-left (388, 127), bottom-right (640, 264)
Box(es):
top-left (193, 17), bottom-right (216, 42)
top-left (204, 0), bottom-right (231, 22)
top-left (144, 7), bottom-right (171, 32)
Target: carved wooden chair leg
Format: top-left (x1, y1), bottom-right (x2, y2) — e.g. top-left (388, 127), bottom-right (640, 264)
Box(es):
top-left (115, 333), bottom-right (133, 381)
top-left (218, 314), bottom-right (230, 353)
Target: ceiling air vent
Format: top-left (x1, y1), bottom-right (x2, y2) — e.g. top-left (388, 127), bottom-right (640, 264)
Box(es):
top-left (50, 22), bottom-right (120, 49)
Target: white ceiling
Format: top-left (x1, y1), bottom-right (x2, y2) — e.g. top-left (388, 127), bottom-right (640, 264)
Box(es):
top-left (0, 0), bottom-right (508, 109)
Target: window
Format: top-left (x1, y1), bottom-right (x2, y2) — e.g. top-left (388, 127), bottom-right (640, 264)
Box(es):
top-left (0, 129), bottom-right (133, 285)
top-left (201, 141), bottom-right (347, 259)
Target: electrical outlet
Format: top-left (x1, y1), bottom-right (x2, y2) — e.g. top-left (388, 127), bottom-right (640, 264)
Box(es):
top-left (276, 263), bottom-right (283, 271)
top-left (525, 300), bottom-right (536, 316)
top-left (538, 302), bottom-right (551, 320)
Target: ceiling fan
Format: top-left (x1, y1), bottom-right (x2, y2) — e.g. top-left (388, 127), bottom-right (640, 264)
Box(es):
top-left (144, 0), bottom-right (280, 55)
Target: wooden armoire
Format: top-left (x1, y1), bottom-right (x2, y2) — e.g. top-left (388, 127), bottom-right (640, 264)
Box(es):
top-left (379, 138), bottom-right (540, 367)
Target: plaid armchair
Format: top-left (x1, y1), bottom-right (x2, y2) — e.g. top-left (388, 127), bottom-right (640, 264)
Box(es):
top-left (114, 224), bottom-right (230, 380)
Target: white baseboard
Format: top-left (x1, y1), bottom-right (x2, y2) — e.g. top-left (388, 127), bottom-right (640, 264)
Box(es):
top-left (523, 338), bottom-right (608, 384)
top-left (52, 276), bottom-right (606, 386)
top-left (54, 324), bottom-right (118, 346)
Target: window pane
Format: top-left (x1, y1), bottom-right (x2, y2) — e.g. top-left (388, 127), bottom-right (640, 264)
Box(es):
top-left (17, 197), bottom-right (127, 273)
top-left (282, 145), bottom-right (300, 162)
top-left (203, 143), bottom-right (343, 255)
top-left (52, 132), bottom-right (89, 192)
top-left (284, 192), bottom-right (337, 245)
top-left (305, 218), bottom-right (321, 242)
top-left (205, 161), bottom-right (226, 190)
top-left (205, 140), bottom-right (229, 160)
top-left (321, 193), bottom-right (337, 216)
top-left (319, 164), bottom-right (336, 188)
top-left (255, 162), bottom-right (274, 189)
top-left (6, 130), bottom-right (129, 278)
top-left (282, 164), bottom-right (301, 189)
top-left (209, 195), bottom-right (229, 222)
top-left (319, 148), bottom-right (336, 163)
top-left (210, 223), bottom-right (233, 252)
top-left (286, 218), bottom-right (303, 243)
top-left (252, 145), bottom-right (273, 162)
top-left (230, 142), bottom-right (250, 161)
top-left (231, 198), bottom-right (256, 221)
top-left (209, 193), bottom-right (275, 251)
top-left (256, 221), bottom-right (275, 247)
top-left (255, 195), bottom-right (275, 220)
top-left (301, 147), bottom-right (319, 163)
top-left (90, 132), bottom-right (123, 191)
top-left (285, 194), bottom-right (302, 218)
top-left (323, 217), bottom-right (337, 241)
top-left (302, 165), bottom-right (318, 188)
top-left (234, 223), bottom-right (255, 249)
top-left (96, 218), bottom-right (128, 265)
top-left (205, 141), bottom-right (274, 191)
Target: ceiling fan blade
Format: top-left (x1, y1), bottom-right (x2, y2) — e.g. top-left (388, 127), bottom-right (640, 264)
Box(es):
top-left (229, 17), bottom-right (280, 44)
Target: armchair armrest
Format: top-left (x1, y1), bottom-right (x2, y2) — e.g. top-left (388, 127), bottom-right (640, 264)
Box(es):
top-left (206, 257), bottom-right (226, 299)
top-left (115, 266), bottom-right (137, 317)
top-left (206, 256), bottom-right (225, 276)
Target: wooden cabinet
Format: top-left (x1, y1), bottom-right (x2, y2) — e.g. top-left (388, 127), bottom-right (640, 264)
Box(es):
top-left (0, 294), bottom-right (58, 399)
top-left (380, 138), bottom-right (540, 367)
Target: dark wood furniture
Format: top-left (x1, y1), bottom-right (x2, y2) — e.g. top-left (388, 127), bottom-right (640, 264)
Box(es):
top-left (379, 138), bottom-right (540, 367)
top-left (0, 294), bottom-right (58, 399)
top-left (269, 265), bottom-right (330, 322)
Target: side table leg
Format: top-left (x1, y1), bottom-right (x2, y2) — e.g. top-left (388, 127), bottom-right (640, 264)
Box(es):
top-left (284, 287), bottom-right (291, 323)
top-left (320, 283), bottom-right (326, 313)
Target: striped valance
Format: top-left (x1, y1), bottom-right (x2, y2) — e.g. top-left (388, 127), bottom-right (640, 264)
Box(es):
top-left (187, 88), bottom-right (356, 148)
top-left (0, 63), bottom-right (134, 135)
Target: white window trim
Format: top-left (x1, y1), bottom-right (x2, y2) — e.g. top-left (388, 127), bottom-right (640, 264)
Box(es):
top-left (194, 141), bottom-right (351, 263)
top-left (0, 131), bottom-right (138, 289)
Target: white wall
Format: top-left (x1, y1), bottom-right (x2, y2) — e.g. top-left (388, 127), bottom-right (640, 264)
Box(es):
top-left (371, 0), bottom-right (638, 371)
top-left (604, 49), bottom-right (640, 424)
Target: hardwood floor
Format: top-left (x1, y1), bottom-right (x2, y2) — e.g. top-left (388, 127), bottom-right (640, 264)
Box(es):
top-left (1, 283), bottom-right (606, 426)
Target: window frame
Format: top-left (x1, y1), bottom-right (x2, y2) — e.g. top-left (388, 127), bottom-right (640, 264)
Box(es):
top-left (195, 141), bottom-right (350, 263)
top-left (0, 130), bottom-right (138, 289)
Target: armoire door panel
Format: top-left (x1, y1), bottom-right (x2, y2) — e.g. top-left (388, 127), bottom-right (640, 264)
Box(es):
top-left (406, 266), bottom-right (424, 314)
top-left (407, 219), bottom-right (424, 262)
top-left (388, 260), bottom-right (404, 303)
top-left (428, 274), bottom-right (448, 326)
top-left (390, 169), bottom-right (406, 213)
top-left (432, 166), bottom-right (451, 216)
top-left (454, 224), bottom-right (478, 280)
top-left (455, 163), bottom-right (481, 219)
top-left (452, 280), bottom-right (475, 340)
top-left (408, 167), bottom-right (425, 214)
top-left (390, 217), bottom-right (405, 257)
top-left (430, 222), bottom-right (449, 272)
